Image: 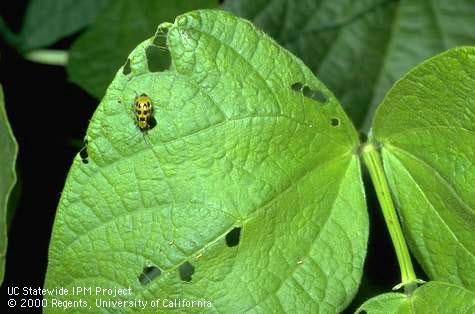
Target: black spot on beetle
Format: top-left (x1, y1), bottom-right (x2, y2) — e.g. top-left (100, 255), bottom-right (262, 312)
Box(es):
top-left (138, 265), bottom-right (161, 285)
top-left (140, 117), bottom-right (146, 122)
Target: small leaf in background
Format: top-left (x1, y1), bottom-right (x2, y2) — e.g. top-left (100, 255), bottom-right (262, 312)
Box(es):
top-left (0, 85), bottom-right (18, 285)
top-left (372, 47), bottom-right (475, 290)
top-left (45, 10), bottom-right (369, 312)
top-left (67, 0), bottom-right (218, 99)
top-left (17, 0), bottom-right (108, 51)
top-left (224, 0), bottom-right (475, 130)
top-left (356, 281), bottom-right (475, 313)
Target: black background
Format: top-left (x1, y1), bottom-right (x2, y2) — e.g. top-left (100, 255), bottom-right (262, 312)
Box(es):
top-left (0, 1), bottom-right (423, 313)
top-left (0, 1), bottom-right (95, 312)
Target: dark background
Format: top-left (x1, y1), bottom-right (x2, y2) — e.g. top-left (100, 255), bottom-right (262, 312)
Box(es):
top-left (0, 2), bottom-right (95, 312)
top-left (0, 1), bottom-right (423, 313)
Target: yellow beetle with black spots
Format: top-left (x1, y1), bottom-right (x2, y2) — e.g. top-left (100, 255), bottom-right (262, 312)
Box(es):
top-left (133, 93), bottom-right (155, 131)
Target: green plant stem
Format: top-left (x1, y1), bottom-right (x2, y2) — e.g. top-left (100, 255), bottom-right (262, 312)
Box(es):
top-left (362, 142), bottom-right (420, 294)
top-left (23, 50), bottom-right (68, 66)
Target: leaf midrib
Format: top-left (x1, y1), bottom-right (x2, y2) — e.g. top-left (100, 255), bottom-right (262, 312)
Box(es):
top-left (57, 152), bottom-right (354, 294)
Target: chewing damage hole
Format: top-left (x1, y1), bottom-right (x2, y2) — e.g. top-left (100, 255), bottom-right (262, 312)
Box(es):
top-left (330, 118), bottom-right (340, 127)
top-left (302, 85), bottom-right (313, 98)
top-left (291, 82), bottom-right (328, 103)
top-left (311, 90), bottom-right (327, 103)
top-left (153, 30), bottom-right (168, 47)
top-left (79, 141), bottom-right (89, 164)
top-left (291, 82), bottom-right (304, 91)
top-left (146, 32), bottom-right (170, 72)
top-left (138, 266), bottom-right (161, 285)
top-left (122, 58), bottom-right (131, 75)
top-left (225, 227), bottom-right (241, 247)
top-left (178, 262), bottom-right (194, 282)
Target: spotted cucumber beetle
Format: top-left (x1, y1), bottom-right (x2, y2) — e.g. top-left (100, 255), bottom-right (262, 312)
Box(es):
top-left (129, 93), bottom-right (157, 146)
top-left (133, 93), bottom-right (155, 131)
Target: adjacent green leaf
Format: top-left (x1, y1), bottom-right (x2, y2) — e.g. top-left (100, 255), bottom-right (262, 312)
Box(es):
top-left (45, 10), bottom-right (368, 312)
top-left (356, 281), bottom-right (475, 313)
top-left (224, 0), bottom-right (475, 130)
top-left (0, 85), bottom-right (18, 285)
top-left (19, 0), bottom-right (108, 51)
top-left (372, 47), bottom-right (475, 290)
top-left (67, 0), bottom-right (218, 99)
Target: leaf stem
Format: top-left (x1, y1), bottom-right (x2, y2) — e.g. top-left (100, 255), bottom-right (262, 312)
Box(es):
top-left (361, 142), bottom-right (422, 294)
top-left (23, 50), bottom-right (68, 66)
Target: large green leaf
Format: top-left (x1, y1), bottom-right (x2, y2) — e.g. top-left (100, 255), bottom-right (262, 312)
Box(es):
top-left (356, 281), bottom-right (475, 313)
top-left (67, 0), bottom-right (218, 99)
top-left (224, 0), bottom-right (475, 130)
top-left (0, 85), bottom-right (18, 285)
top-left (372, 47), bottom-right (475, 290)
top-left (18, 0), bottom-right (108, 51)
top-left (45, 10), bottom-right (368, 312)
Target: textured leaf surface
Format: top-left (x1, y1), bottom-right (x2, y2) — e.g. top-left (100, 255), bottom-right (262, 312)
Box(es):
top-left (0, 85), bottom-right (18, 284)
top-left (67, 0), bottom-right (218, 99)
top-left (224, 0), bottom-right (475, 130)
top-left (19, 0), bottom-right (108, 51)
top-left (356, 282), bottom-right (475, 313)
top-left (372, 47), bottom-right (475, 290)
top-left (45, 10), bottom-right (368, 312)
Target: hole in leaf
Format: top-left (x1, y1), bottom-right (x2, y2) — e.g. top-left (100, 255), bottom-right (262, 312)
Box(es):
top-left (146, 33), bottom-right (170, 72)
top-left (122, 58), bottom-right (131, 75)
top-left (178, 261), bottom-right (194, 282)
top-left (292, 83), bottom-right (328, 104)
top-left (330, 118), bottom-right (340, 127)
top-left (138, 265), bottom-right (161, 285)
top-left (153, 30), bottom-right (168, 47)
top-left (302, 85), bottom-right (314, 98)
top-left (311, 90), bottom-right (327, 103)
top-left (79, 141), bottom-right (89, 164)
top-left (290, 82), bottom-right (304, 91)
top-left (225, 227), bottom-right (241, 247)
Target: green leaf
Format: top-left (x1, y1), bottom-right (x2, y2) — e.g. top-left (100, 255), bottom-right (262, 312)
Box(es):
top-left (0, 85), bottom-right (18, 285)
top-left (18, 0), bottom-right (108, 51)
top-left (356, 281), bottom-right (475, 313)
top-left (372, 47), bottom-right (475, 290)
top-left (67, 0), bottom-right (218, 99)
top-left (45, 10), bottom-right (368, 312)
top-left (224, 0), bottom-right (475, 130)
